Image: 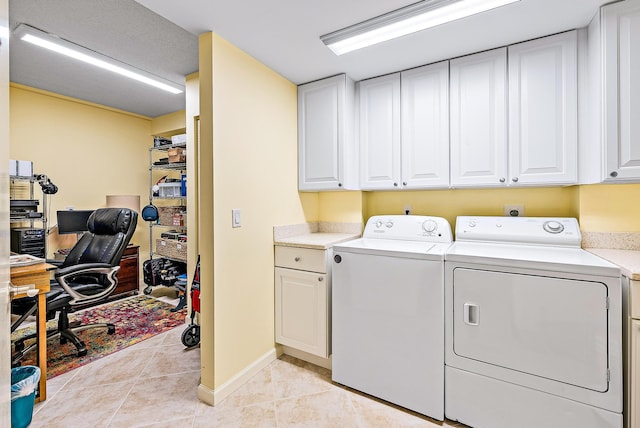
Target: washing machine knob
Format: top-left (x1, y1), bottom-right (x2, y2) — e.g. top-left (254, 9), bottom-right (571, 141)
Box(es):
top-left (422, 220), bottom-right (437, 233)
top-left (385, 221), bottom-right (394, 228)
top-left (543, 221), bottom-right (564, 234)
top-left (375, 220), bottom-right (383, 228)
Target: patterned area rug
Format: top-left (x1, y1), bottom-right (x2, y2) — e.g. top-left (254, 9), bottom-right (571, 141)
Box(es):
top-left (11, 295), bottom-right (186, 379)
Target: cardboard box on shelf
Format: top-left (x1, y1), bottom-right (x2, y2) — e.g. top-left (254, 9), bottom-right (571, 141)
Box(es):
top-left (167, 147), bottom-right (186, 163)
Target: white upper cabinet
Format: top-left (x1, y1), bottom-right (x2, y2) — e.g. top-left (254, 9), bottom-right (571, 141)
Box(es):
top-left (450, 48), bottom-right (508, 187)
top-left (359, 73), bottom-right (401, 190)
top-left (298, 74), bottom-right (357, 191)
top-left (508, 30), bottom-right (578, 186)
top-left (401, 61), bottom-right (450, 189)
top-left (602, 1), bottom-right (640, 181)
top-left (451, 33), bottom-right (577, 188)
top-left (359, 63), bottom-right (450, 190)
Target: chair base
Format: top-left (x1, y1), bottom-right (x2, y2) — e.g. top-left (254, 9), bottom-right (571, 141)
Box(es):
top-left (12, 322), bottom-right (116, 366)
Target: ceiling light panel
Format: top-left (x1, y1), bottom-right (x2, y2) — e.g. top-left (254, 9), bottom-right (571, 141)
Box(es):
top-left (321, 0), bottom-right (521, 55)
top-left (13, 23), bottom-right (184, 94)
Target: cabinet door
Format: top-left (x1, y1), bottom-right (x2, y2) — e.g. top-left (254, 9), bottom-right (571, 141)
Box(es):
top-left (401, 61), bottom-right (450, 189)
top-left (632, 320), bottom-right (640, 428)
top-left (603, 1), bottom-right (640, 181)
top-left (359, 73), bottom-right (401, 190)
top-left (298, 75), bottom-right (354, 191)
top-left (508, 31), bottom-right (577, 186)
top-left (275, 267), bottom-right (328, 358)
top-left (450, 48), bottom-right (508, 187)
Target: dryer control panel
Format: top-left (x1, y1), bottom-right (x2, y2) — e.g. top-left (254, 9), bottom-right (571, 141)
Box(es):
top-left (455, 216), bottom-right (581, 247)
top-left (363, 215), bottom-right (453, 243)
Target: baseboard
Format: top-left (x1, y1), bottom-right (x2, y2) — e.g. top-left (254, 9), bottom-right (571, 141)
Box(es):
top-left (198, 347), bottom-right (277, 406)
top-left (282, 345), bottom-right (332, 370)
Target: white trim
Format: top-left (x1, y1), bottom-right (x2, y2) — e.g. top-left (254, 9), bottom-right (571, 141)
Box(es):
top-left (281, 345), bottom-right (332, 370)
top-left (198, 348), bottom-right (277, 406)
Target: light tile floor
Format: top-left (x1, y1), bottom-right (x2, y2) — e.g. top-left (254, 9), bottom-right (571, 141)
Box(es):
top-left (31, 326), bottom-right (469, 428)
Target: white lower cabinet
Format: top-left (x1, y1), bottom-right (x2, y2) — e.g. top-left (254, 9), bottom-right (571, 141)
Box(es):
top-left (629, 278), bottom-right (640, 428)
top-left (274, 246), bottom-right (330, 358)
top-left (632, 319), bottom-right (640, 428)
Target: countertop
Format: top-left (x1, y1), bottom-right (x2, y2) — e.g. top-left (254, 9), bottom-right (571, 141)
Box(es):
top-left (586, 248), bottom-right (640, 280)
top-left (274, 232), bottom-right (360, 250)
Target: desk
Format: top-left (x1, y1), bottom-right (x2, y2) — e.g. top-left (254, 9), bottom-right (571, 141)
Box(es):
top-left (11, 262), bottom-right (54, 402)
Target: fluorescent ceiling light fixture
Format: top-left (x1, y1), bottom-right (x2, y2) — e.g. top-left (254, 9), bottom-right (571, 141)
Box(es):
top-left (321, 0), bottom-right (521, 55)
top-left (13, 23), bottom-right (183, 94)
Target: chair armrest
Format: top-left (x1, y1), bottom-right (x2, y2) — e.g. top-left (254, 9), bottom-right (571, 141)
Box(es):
top-left (55, 263), bottom-right (121, 306)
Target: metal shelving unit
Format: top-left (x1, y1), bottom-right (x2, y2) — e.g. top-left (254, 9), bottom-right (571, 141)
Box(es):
top-left (147, 144), bottom-right (187, 264)
top-left (9, 175), bottom-right (49, 257)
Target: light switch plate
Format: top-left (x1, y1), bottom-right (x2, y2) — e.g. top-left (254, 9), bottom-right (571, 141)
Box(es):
top-left (232, 209), bottom-right (241, 228)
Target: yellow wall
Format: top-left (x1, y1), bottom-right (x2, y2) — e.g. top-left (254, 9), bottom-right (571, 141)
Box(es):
top-left (317, 191), bottom-right (363, 224)
top-left (579, 183), bottom-right (640, 232)
top-left (198, 33), bottom-right (304, 391)
top-left (150, 109), bottom-right (186, 137)
top-left (9, 84), bottom-right (152, 257)
top-left (364, 186), bottom-right (579, 232)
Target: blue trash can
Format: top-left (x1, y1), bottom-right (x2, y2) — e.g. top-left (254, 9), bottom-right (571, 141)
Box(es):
top-left (11, 366), bottom-right (40, 428)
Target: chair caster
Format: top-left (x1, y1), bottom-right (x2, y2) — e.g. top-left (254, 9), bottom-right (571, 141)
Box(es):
top-left (181, 325), bottom-right (200, 348)
top-left (78, 349), bottom-right (87, 357)
top-left (14, 341), bottom-right (25, 353)
top-left (107, 325), bottom-right (116, 334)
top-left (143, 286), bottom-right (153, 295)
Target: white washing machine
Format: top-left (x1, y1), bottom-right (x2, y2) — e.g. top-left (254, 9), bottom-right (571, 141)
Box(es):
top-left (332, 215), bottom-right (453, 420)
top-left (445, 216), bottom-right (623, 428)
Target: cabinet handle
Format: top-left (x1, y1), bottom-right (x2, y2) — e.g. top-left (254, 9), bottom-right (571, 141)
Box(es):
top-left (610, 171), bottom-right (618, 178)
top-left (499, 178), bottom-right (506, 183)
top-left (512, 177), bottom-right (519, 183)
top-left (338, 182), bottom-right (343, 187)
top-left (393, 182), bottom-right (398, 187)
top-left (294, 257), bottom-right (300, 262)
top-left (318, 277), bottom-right (324, 282)
top-left (402, 182), bottom-right (407, 186)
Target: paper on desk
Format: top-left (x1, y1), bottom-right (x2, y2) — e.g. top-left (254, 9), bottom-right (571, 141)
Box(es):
top-left (10, 254), bottom-right (45, 267)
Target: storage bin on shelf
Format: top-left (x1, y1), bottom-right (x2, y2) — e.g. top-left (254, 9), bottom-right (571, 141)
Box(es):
top-left (157, 182), bottom-right (181, 198)
top-left (156, 237), bottom-right (187, 261)
top-left (158, 206), bottom-right (186, 227)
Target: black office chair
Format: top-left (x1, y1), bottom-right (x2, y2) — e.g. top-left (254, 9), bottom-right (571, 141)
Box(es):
top-left (12, 208), bottom-right (138, 362)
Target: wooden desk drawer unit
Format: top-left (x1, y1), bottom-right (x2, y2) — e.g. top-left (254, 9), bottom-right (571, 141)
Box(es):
top-left (114, 245), bottom-right (139, 297)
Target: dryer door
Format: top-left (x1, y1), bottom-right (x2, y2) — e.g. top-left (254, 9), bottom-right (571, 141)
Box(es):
top-left (452, 267), bottom-right (609, 392)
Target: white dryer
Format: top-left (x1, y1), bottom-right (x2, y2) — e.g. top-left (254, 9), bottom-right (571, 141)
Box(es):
top-left (332, 215), bottom-right (453, 420)
top-left (445, 216), bottom-right (622, 428)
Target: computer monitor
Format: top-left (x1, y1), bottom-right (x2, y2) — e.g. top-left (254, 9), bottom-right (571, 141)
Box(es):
top-left (56, 210), bottom-right (94, 235)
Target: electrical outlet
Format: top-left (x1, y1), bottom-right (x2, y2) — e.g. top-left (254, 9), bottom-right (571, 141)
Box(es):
top-left (504, 204), bottom-right (525, 217)
top-left (404, 205), bottom-right (412, 215)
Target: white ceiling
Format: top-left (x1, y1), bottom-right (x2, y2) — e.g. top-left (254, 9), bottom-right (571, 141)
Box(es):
top-left (9, 0), bottom-right (613, 118)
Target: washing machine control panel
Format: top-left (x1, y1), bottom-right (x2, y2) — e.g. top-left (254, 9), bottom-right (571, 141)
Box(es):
top-left (456, 216), bottom-right (581, 247)
top-left (364, 215), bottom-right (453, 243)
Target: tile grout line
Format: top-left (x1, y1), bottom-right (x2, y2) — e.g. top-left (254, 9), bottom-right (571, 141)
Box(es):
top-left (105, 332), bottom-right (169, 427)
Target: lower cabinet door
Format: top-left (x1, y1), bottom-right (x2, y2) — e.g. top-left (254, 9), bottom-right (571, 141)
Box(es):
top-left (632, 320), bottom-right (640, 428)
top-left (275, 267), bottom-right (328, 358)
